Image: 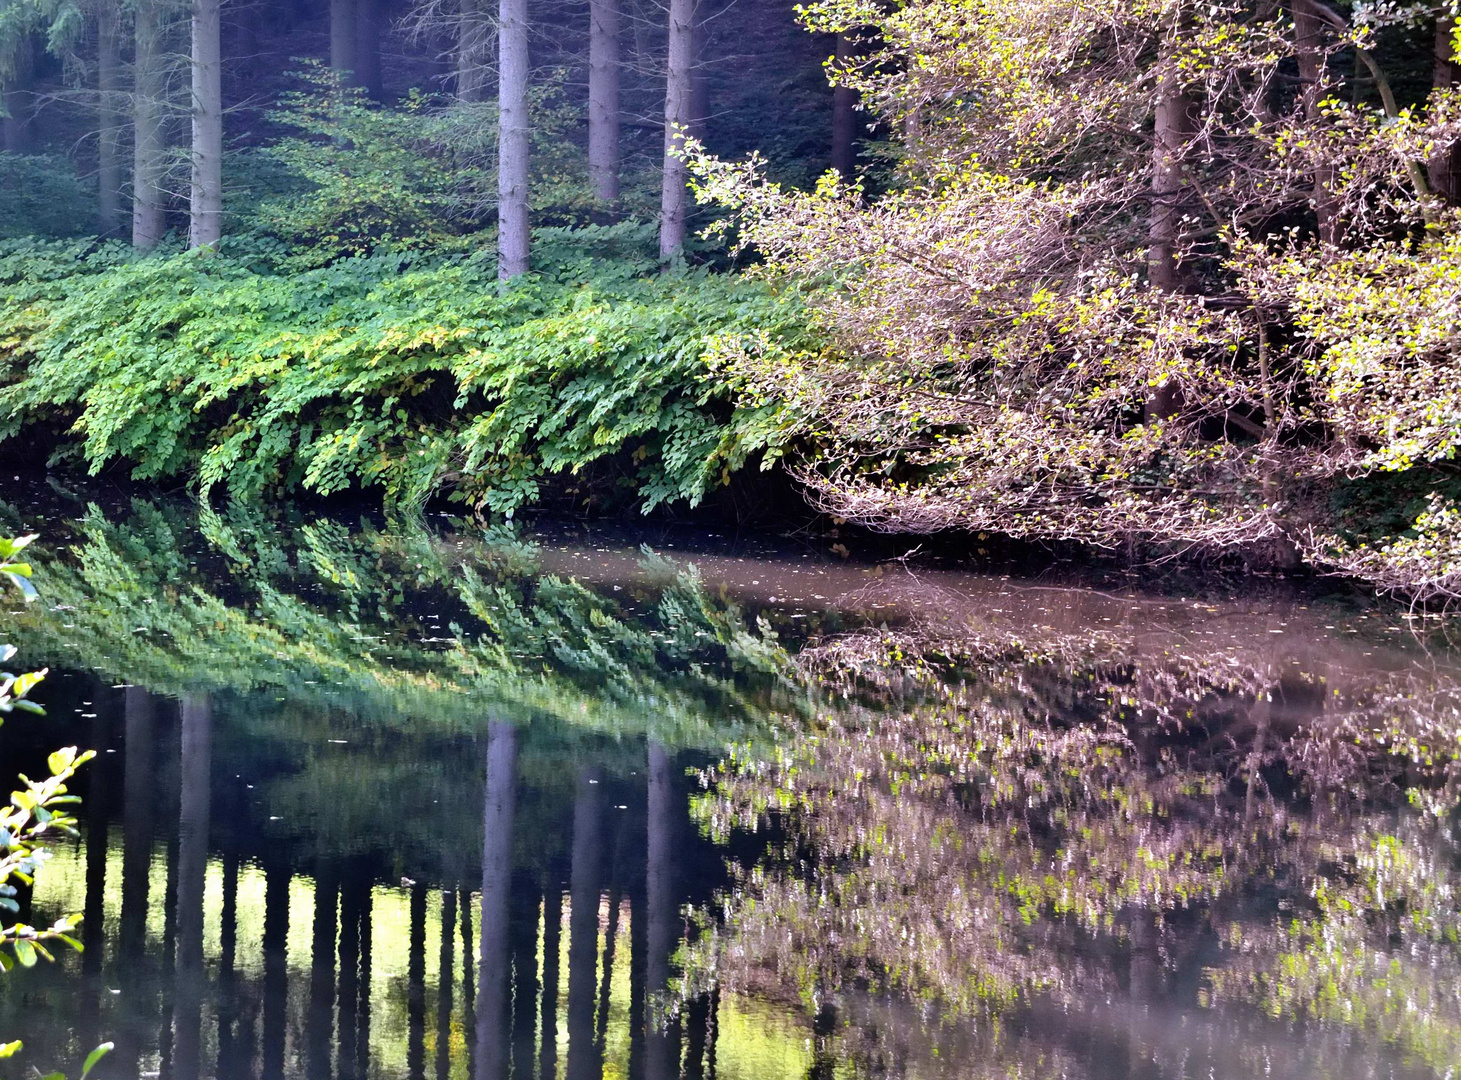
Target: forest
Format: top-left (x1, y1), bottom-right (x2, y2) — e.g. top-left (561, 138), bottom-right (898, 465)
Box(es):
top-left (3, 0), bottom-right (1461, 596)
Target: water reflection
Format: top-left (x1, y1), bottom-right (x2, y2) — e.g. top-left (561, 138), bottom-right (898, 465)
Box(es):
top-left (1, 491), bottom-right (1460, 1078)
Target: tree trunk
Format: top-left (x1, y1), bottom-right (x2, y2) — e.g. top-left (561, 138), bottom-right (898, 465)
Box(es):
top-left (567, 769), bottom-right (605, 1080)
top-left (540, 883), bottom-right (563, 1080)
top-left (356, 0), bottom-right (383, 99)
top-left (1, 39), bottom-right (33, 155)
top-left (1432, 15), bottom-right (1461, 203)
top-left (457, 0), bottom-right (491, 102)
top-left (262, 858), bottom-right (291, 1080)
top-left (588, 0), bottom-right (622, 206)
top-left (307, 862), bottom-right (339, 1080)
top-left (1294, 1), bottom-right (1338, 244)
top-left (498, 0), bottom-right (531, 280)
top-left (331, 0), bottom-right (359, 81)
top-left (689, 11), bottom-right (708, 142)
top-left (831, 34), bottom-right (857, 181)
top-left (659, 0), bottom-right (695, 259)
top-left (172, 693), bottom-right (212, 1080)
top-left (436, 889), bottom-right (457, 1080)
top-left (98, 1), bottom-right (125, 235)
top-left (189, 0), bottom-right (224, 251)
top-left (407, 882), bottom-right (427, 1080)
top-left (133, 0), bottom-right (169, 249)
top-left (1148, 64), bottom-right (1192, 291)
top-left (475, 722), bottom-right (518, 1078)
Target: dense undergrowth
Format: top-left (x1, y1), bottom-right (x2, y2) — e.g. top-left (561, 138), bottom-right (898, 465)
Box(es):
top-left (0, 224), bottom-right (809, 515)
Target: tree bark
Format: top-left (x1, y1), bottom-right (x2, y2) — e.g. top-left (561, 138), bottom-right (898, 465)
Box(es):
top-left (659, 0), bottom-right (695, 259)
top-left (356, 0), bottom-right (383, 99)
top-left (1432, 14), bottom-right (1461, 203)
top-left (189, 0), bottom-right (224, 251)
top-left (1, 38), bottom-right (33, 155)
top-left (1148, 64), bottom-right (1192, 291)
top-left (331, 0), bottom-right (359, 81)
top-left (98, 1), bottom-right (125, 235)
top-left (1294, 0), bottom-right (1338, 244)
top-left (498, 0), bottom-right (531, 280)
top-left (133, 0), bottom-right (169, 249)
top-left (831, 34), bottom-right (857, 181)
top-left (588, 0), bottom-right (622, 206)
top-left (457, 0), bottom-right (491, 103)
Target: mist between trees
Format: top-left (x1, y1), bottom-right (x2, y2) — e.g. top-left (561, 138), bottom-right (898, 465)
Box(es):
top-left (3, 0), bottom-right (1461, 605)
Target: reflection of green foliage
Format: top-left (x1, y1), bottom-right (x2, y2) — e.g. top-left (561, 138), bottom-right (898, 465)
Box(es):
top-left (7, 497), bottom-right (795, 750)
top-left (692, 634), bottom-right (1461, 1077)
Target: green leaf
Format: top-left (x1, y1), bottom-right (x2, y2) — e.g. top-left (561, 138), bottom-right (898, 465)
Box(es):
top-left (13, 938), bottom-right (36, 967)
top-left (81, 1042), bottom-right (113, 1078)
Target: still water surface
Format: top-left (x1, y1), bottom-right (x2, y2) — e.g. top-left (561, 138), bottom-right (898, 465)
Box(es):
top-left (0, 491), bottom-right (1458, 1079)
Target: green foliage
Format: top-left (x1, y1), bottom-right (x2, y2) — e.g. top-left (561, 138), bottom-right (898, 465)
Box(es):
top-left (0, 225), bottom-right (808, 514)
top-left (0, 154), bottom-right (95, 240)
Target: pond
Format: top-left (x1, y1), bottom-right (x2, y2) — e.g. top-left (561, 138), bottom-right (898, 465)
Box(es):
top-left (0, 486), bottom-right (1458, 1079)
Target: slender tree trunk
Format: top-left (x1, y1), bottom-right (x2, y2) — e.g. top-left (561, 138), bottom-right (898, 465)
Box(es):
top-left (831, 34), bottom-right (857, 181)
top-left (308, 862), bottom-right (339, 1080)
top-left (1, 39), bottom-right (33, 155)
top-left (133, 0), bottom-right (169, 249)
top-left (588, 0), bottom-right (622, 206)
top-left (1432, 15), bottom-right (1461, 203)
top-left (567, 769), bottom-right (605, 1080)
top-left (98, 1), bottom-right (125, 235)
top-left (116, 688), bottom-right (155, 1078)
top-left (1294, 1), bottom-right (1338, 244)
top-left (497, 0), bottom-right (531, 280)
top-left (510, 871), bottom-right (541, 1078)
top-left (331, 0), bottom-right (359, 80)
top-left (356, 0), bottom-right (383, 99)
top-left (189, 0), bottom-right (224, 250)
top-left (456, 0), bottom-right (491, 102)
top-left (659, 0), bottom-right (695, 259)
top-left (172, 693), bottom-right (213, 1080)
top-left (476, 722), bottom-right (518, 1078)
top-left (688, 11), bottom-right (708, 141)
top-left (1148, 64), bottom-right (1192, 291)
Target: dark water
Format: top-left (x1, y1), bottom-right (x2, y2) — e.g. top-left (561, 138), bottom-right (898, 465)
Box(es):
top-left (1, 492), bottom-right (1459, 1079)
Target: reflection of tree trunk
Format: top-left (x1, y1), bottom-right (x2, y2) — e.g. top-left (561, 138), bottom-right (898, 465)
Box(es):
top-left (341, 864), bottom-right (370, 1080)
top-left (706, 986), bottom-right (719, 1080)
top-left (646, 743), bottom-right (681, 1080)
top-left (173, 693), bottom-right (213, 1080)
top-left (358, 880), bottom-right (373, 1080)
top-left (1126, 909), bottom-right (1159, 1080)
top-left (568, 768), bottom-right (605, 1080)
top-left (218, 781), bottom-right (242, 1080)
top-left (475, 722), bottom-right (518, 1080)
top-left (78, 707), bottom-right (109, 1055)
top-left (540, 883), bottom-right (563, 1080)
top-left (510, 872), bottom-right (540, 1079)
top-left (117, 688), bottom-right (156, 1076)
top-left (409, 881), bottom-right (428, 1080)
top-left (438, 889), bottom-right (458, 1080)
top-left (596, 883), bottom-right (621, 1052)
top-left (462, 881), bottom-right (477, 1073)
top-left (628, 876), bottom-right (646, 1080)
top-left (684, 992), bottom-right (709, 1080)
top-left (262, 858), bottom-right (291, 1080)
top-left (308, 862), bottom-right (340, 1080)
top-left (157, 705), bottom-right (182, 1077)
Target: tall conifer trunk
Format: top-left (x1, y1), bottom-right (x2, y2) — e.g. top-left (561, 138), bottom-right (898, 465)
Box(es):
top-left (588, 0), bottom-right (621, 205)
top-left (498, 0), bottom-right (531, 279)
top-left (332, 0), bottom-right (359, 80)
top-left (189, 0), bottom-right (224, 250)
top-left (457, 0), bottom-right (490, 102)
top-left (356, 0), bottom-right (383, 98)
top-left (1432, 14), bottom-right (1461, 203)
top-left (133, 0), bottom-right (169, 249)
top-left (659, 0), bottom-right (695, 259)
top-left (831, 33), bottom-right (857, 180)
top-left (98, 1), bottom-right (125, 234)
